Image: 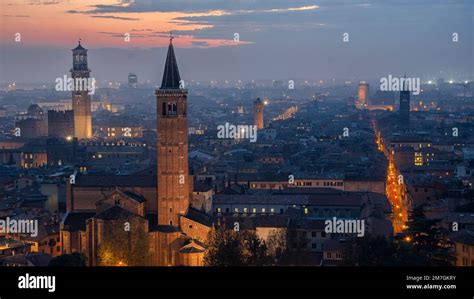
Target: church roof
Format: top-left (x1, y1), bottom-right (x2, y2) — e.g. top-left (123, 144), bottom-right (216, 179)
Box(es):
top-left (122, 191), bottom-right (146, 203)
top-left (180, 247), bottom-right (204, 254)
top-left (184, 207), bottom-right (212, 227)
top-left (74, 174), bottom-right (156, 187)
top-left (62, 211), bottom-right (96, 232)
top-left (94, 205), bottom-right (137, 220)
top-left (160, 38), bottom-right (181, 89)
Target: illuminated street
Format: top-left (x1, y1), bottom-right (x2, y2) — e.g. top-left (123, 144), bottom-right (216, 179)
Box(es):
top-left (376, 130), bottom-right (408, 234)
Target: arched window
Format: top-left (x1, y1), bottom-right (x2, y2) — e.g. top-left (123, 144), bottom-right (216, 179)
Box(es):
top-left (172, 103), bottom-right (177, 115)
top-left (162, 102), bottom-right (166, 116)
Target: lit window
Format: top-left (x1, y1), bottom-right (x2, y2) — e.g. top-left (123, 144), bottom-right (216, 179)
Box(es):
top-left (261, 208), bottom-right (266, 213)
top-left (270, 208), bottom-right (275, 214)
top-left (234, 208), bottom-right (239, 213)
top-left (252, 208), bottom-right (256, 214)
top-left (243, 208), bottom-right (248, 213)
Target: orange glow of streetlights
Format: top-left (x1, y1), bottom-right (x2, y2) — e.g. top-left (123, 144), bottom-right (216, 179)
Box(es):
top-left (117, 260), bottom-right (126, 266)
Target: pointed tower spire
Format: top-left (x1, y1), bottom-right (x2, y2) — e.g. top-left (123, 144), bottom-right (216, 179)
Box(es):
top-left (160, 32), bottom-right (181, 89)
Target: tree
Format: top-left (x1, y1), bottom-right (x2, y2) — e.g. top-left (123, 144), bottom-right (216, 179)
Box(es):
top-left (397, 204), bottom-right (455, 266)
top-left (342, 235), bottom-right (424, 266)
top-left (49, 252), bottom-right (87, 266)
top-left (266, 228), bottom-right (288, 265)
top-left (240, 230), bottom-right (272, 266)
top-left (97, 218), bottom-right (149, 266)
top-left (204, 227), bottom-right (271, 266)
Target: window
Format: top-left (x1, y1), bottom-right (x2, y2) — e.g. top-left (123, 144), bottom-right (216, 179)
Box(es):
top-left (327, 252), bottom-right (332, 259)
top-left (252, 208), bottom-right (257, 214)
top-left (243, 208), bottom-right (248, 213)
top-left (321, 231), bottom-right (326, 237)
top-left (304, 208), bottom-right (309, 214)
top-left (234, 208), bottom-right (239, 213)
top-left (280, 208), bottom-right (284, 214)
top-left (188, 224), bottom-right (193, 229)
top-left (261, 208), bottom-right (266, 213)
top-left (216, 208), bottom-right (221, 213)
top-left (169, 221), bottom-right (173, 226)
top-left (270, 208), bottom-right (274, 214)
top-left (312, 243), bottom-right (316, 249)
top-left (225, 208), bottom-right (230, 213)
top-left (311, 232), bottom-right (316, 238)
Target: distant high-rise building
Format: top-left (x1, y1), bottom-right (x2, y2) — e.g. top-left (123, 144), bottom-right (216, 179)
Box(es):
top-left (128, 73), bottom-right (138, 88)
top-left (358, 82), bottom-right (369, 106)
top-left (400, 77), bottom-right (410, 124)
top-left (156, 37), bottom-right (189, 227)
top-left (71, 41), bottom-right (92, 139)
top-left (253, 97), bottom-right (264, 129)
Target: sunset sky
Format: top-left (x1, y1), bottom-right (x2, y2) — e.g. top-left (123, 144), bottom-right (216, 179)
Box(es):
top-left (0, 0), bottom-right (472, 83)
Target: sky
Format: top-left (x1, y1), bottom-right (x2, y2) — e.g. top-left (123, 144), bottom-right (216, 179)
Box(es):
top-left (0, 0), bottom-right (473, 84)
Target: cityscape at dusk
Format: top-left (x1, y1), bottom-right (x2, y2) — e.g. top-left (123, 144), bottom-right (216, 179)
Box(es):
top-left (0, 0), bottom-right (473, 297)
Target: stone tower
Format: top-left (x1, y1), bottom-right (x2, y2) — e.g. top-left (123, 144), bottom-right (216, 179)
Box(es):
top-left (399, 76), bottom-right (410, 124)
top-left (71, 40), bottom-right (92, 139)
top-left (156, 36), bottom-right (189, 227)
top-left (253, 97), bottom-right (264, 129)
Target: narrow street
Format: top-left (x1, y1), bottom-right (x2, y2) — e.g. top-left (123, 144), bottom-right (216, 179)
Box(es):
top-left (375, 127), bottom-right (408, 234)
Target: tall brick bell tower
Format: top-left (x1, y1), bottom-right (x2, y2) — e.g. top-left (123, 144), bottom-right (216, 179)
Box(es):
top-left (71, 40), bottom-right (92, 139)
top-left (156, 36), bottom-right (189, 227)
